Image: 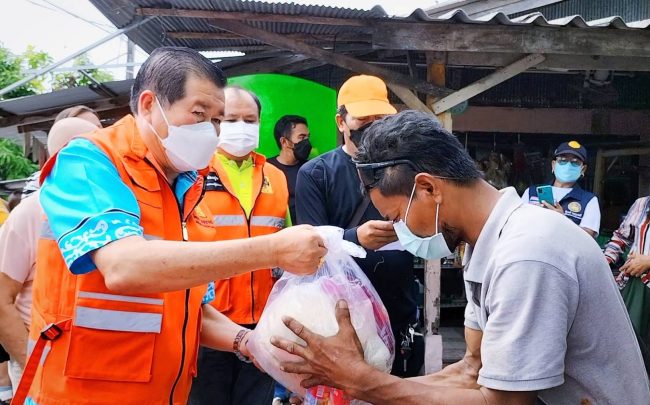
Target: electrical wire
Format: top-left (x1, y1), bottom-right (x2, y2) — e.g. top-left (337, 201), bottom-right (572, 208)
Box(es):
top-left (27, 0), bottom-right (115, 33)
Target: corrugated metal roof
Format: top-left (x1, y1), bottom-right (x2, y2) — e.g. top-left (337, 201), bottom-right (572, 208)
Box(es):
top-left (407, 8), bottom-right (650, 29)
top-left (0, 80), bottom-right (133, 117)
top-left (510, 0), bottom-right (650, 23)
top-left (88, 0), bottom-right (650, 55)
top-left (89, 0), bottom-right (388, 53)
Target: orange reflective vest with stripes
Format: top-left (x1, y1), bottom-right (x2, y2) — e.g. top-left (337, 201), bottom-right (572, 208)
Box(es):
top-left (27, 115), bottom-right (210, 405)
top-left (200, 152), bottom-right (288, 325)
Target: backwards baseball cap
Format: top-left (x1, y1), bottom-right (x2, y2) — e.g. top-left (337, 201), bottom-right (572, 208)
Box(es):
top-left (337, 75), bottom-right (397, 118)
top-left (554, 141), bottom-right (587, 162)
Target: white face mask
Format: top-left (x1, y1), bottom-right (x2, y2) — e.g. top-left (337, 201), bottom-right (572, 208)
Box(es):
top-left (218, 121), bottom-right (260, 157)
top-left (150, 97), bottom-right (219, 172)
top-left (393, 184), bottom-right (452, 260)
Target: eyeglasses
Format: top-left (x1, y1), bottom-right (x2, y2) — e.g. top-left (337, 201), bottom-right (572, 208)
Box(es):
top-left (555, 156), bottom-right (583, 167)
top-left (356, 160), bottom-right (418, 191)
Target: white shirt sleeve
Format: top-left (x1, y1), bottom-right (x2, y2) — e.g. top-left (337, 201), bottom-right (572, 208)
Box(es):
top-left (579, 196), bottom-right (601, 235)
top-left (521, 188), bottom-right (530, 203)
top-left (464, 302), bottom-right (480, 330)
top-left (478, 261), bottom-right (578, 392)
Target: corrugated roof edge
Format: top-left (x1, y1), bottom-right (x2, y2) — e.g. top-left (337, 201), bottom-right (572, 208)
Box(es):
top-left (404, 8), bottom-right (650, 29)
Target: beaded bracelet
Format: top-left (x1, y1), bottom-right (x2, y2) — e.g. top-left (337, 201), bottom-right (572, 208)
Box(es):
top-left (233, 329), bottom-right (252, 363)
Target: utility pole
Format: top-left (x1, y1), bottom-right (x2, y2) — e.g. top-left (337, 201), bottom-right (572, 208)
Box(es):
top-left (126, 40), bottom-right (135, 80)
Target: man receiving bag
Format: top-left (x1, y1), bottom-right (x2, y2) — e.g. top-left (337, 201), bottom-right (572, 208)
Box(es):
top-left (248, 226), bottom-right (395, 405)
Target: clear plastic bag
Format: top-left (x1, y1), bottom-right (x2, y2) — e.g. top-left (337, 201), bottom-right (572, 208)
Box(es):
top-left (248, 226), bottom-right (395, 401)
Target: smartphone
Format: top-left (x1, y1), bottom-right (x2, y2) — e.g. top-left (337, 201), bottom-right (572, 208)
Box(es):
top-left (536, 185), bottom-right (555, 206)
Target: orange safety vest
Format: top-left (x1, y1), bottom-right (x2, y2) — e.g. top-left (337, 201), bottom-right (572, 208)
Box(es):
top-left (23, 115), bottom-right (211, 405)
top-left (200, 152), bottom-right (288, 325)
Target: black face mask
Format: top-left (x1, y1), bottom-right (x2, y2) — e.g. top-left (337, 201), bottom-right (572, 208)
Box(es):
top-left (292, 139), bottom-right (312, 162)
top-left (348, 122), bottom-right (373, 147)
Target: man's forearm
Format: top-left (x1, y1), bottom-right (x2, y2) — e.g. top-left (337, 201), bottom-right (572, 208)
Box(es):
top-left (94, 235), bottom-right (277, 294)
top-left (0, 303), bottom-right (28, 365)
top-left (408, 357), bottom-right (480, 389)
top-left (199, 304), bottom-right (243, 352)
top-left (346, 365), bottom-right (488, 405)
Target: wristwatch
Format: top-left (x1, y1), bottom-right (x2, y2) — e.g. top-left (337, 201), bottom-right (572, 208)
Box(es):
top-left (233, 329), bottom-right (252, 363)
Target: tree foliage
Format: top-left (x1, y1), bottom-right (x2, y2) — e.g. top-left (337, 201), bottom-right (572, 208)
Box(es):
top-left (0, 44), bottom-right (52, 100)
top-left (0, 138), bottom-right (38, 180)
top-left (0, 43), bottom-right (114, 99)
top-left (52, 54), bottom-right (113, 91)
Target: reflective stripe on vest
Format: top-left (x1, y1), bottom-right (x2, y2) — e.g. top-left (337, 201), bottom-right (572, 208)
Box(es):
top-left (213, 214), bottom-right (246, 226)
top-left (74, 307), bottom-right (162, 333)
top-left (250, 215), bottom-right (285, 229)
top-left (77, 291), bottom-right (163, 306)
top-left (143, 234), bottom-right (162, 241)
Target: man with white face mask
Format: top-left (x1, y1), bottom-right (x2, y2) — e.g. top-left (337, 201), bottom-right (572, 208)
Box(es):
top-left (18, 47), bottom-right (326, 405)
top-left (271, 111), bottom-right (650, 405)
top-left (189, 86), bottom-right (291, 405)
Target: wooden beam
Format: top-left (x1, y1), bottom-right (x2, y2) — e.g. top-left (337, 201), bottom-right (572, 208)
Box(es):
top-left (593, 149), bottom-right (606, 199)
top-left (444, 52), bottom-right (650, 72)
top-left (217, 50), bottom-right (292, 68)
top-left (373, 22), bottom-right (650, 57)
top-left (168, 31), bottom-right (371, 43)
top-left (209, 19), bottom-right (451, 97)
top-left (423, 51), bottom-right (447, 375)
top-left (225, 55), bottom-right (311, 76)
top-left (1, 97), bottom-right (130, 129)
top-left (601, 147), bottom-right (650, 158)
top-left (424, 259), bottom-right (443, 374)
top-left (137, 7), bottom-right (373, 27)
top-left (386, 84), bottom-right (434, 115)
top-left (433, 54), bottom-right (545, 114)
top-left (278, 59), bottom-right (328, 75)
top-left (452, 107), bottom-right (650, 136)
top-left (426, 53), bottom-right (453, 129)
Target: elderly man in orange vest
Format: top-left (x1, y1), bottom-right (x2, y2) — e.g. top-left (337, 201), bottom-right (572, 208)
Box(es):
top-left (189, 86), bottom-right (291, 404)
top-left (16, 46), bottom-right (325, 405)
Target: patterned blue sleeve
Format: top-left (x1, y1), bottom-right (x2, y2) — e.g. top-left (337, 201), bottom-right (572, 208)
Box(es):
top-left (202, 282), bottom-right (215, 305)
top-left (40, 138), bottom-right (143, 275)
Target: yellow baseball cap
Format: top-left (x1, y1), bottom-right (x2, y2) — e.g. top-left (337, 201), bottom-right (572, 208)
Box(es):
top-left (337, 75), bottom-right (397, 118)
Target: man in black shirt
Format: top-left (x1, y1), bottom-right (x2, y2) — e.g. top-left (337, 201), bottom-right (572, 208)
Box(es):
top-left (268, 115), bottom-right (311, 224)
top-left (295, 75), bottom-right (423, 377)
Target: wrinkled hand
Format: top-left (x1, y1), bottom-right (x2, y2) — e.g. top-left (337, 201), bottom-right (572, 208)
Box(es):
top-left (357, 220), bottom-right (397, 250)
top-left (541, 201), bottom-right (564, 214)
top-left (270, 300), bottom-right (367, 390)
top-left (272, 225), bottom-right (327, 276)
top-left (620, 252), bottom-right (650, 277)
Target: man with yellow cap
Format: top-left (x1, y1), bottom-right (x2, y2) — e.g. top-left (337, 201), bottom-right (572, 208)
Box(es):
top-left (522, 140), bottom-right (600, 237)
top-left (295, 75), bottom-right (424, 377)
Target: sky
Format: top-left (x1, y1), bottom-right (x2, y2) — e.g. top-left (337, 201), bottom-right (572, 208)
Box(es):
top-left (0, 0), bottom-right (445, 83)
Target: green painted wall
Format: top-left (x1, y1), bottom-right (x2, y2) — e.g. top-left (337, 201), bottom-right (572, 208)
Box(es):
top-left (228, 73), bottom-right (337, 159)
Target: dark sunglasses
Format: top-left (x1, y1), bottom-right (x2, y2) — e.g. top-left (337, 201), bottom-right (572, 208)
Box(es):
top-left (356, 159), bottom-right (418, 191)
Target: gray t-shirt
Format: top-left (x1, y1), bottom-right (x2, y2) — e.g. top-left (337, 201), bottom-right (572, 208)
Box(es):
top-left (464, 187), bottom-right (649, 404)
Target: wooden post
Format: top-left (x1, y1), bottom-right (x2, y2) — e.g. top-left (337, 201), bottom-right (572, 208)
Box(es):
top-left (593, 149), bottom-right (605, 200)
top-left (423, 52), bottom-right (449, 374)
top-left (23, 132), bottom-right (32, 159)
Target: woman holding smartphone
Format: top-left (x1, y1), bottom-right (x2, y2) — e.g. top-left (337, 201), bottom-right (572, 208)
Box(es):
top-left (521, 140), bottom-right (600, 237)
